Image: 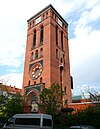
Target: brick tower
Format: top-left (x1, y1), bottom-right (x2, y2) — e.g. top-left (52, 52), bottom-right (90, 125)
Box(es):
top-left (22, 4), bottom-right (72, 112)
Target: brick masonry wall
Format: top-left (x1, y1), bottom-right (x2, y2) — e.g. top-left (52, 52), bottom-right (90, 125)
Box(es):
top-left (22, 5), bottom-right (72, 104)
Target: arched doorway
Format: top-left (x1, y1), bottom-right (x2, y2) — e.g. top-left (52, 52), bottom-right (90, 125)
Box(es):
top-left (25, 90), bottom-right (39, 112)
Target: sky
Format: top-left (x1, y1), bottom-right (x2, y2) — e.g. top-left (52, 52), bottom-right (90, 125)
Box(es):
top-left (0, 0), bottom-right (100, 95)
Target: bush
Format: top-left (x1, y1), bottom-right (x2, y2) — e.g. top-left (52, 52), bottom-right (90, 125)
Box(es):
top-left (53, 105), bottom-right (100, 129)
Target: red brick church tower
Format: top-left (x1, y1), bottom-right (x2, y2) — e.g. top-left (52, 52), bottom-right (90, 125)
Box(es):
top-left (22, 4), bottom-right (72, 111)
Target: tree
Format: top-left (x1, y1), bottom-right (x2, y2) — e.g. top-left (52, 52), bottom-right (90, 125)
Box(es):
top-left (0, 93), bottom-right (25, 118)
top-left (89, 88), bottom-right (100, 103)
top-left (81, 87), bottom-right (100, 103)
top-left (38, 83), bottom-right (64, 115)
top-left (0, 95), bottom-right (8, 106)
top-left (82, 87), bottom-right (100, 110)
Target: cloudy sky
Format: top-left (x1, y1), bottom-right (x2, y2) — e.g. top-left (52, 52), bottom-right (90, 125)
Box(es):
top-left (0, 0), bottom-right (100, 95)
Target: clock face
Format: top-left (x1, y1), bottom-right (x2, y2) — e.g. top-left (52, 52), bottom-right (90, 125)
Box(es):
top-left (30, 63), bottom-right (43, 80)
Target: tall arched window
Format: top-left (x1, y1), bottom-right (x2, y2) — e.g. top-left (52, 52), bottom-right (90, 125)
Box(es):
top-left (63, 54), bottom-right (65, 64)
top-left (56, 48), bottom-right (58, 58)
top-left (28, 80), bottom-right (31, 86)
top-left (64, 86), bottom-right (67, 94)
top-left (61, 31), bottom-right (63, 49)
top-left (33, 29), bottom-right (36, 47)
top-left (35, 50), bottom-right (38, 59)
top-left (56, 26), bottom-right (58, 45)
top-left (31, 52), bottom-right (34, 61)
top-left (40, 48), bottom-right (43, 57)
top-left (40, 26), bottom-right (44, 42)
top-left (60, 58), bottom-right (63, 63)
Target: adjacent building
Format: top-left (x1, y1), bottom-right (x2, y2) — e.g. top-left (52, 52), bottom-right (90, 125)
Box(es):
top-left (0, 83), bottom-right (22, 96)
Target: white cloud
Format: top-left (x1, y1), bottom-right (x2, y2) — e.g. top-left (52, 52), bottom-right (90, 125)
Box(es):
top-left (0, 39), bottom-right (25, 67)
top-left (74, 3), bottom-right (100, 28)
top-left (69, 27), bottom-right (100, 68)
top-left (68, 0), bottom-right (100, 94)
top-left (89, 3), bottom-right (100, 21)
top-left (56, 0), bottom-right (100, 17)
top-left (69, 1), bottom-right (100, 66)
top-left (72, 84), bottom-right (98, 95)
top-left (0, 73), bottom-right (23, 89)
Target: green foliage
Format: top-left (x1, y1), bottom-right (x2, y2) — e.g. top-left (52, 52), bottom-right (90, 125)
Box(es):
top-left (0, 93), bottom-right (25, 118)
top-left (53, 104), bottom-right (100, 129)
top-left (38, 83), bottom-right (64, 115)
top-left (54, 114), bottom-right (68, 129)
top-left (0, 95), bottom-right (8, 106)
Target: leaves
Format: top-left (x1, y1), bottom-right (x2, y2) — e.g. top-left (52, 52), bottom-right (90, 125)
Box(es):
top-left (38, 83), bottom-right (64, 115)
top-left (0, 95), bottom-right (8, 106)
top-left (0, 93), bottom-right (25, 117)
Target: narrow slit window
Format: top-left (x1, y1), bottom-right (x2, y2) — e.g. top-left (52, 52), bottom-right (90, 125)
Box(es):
top-left (64, 86), bottom-right (66, 94)
top-left (28, 80), bottom-right (31, 86)
top-left (31, 52), bottom-right (34, 61)
top-left (40, 48), bottom-right (43, 57)
top-left (40, 26), bottom-right (44, 42)
top-left (61, 31), bottom-right (63, 49)
top-left (56, 49), bottom-right (58, 58)
top-left (63, 54), bottom-right (65, 64)
top-left (33, 29), bottom-right (36, 47)
top-left (35, 50), bottom-right (38, 59)
top-left (56, 26), bottom-right (58, 45)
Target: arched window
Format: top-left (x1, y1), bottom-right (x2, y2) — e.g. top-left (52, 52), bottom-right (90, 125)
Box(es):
top-left (52, 12), bottom-right (54, 18)
top-left (56, 48), bottom-right (58, 58)
top-left (46, 12), bottom-right (48, 18)
top-left (35, 50), bottom-right (38, 59)
top-left (40, 48), bottom-right (43, 57)
top-left (31, 52), bottom-right (34, 61)
top-left (30, 22), bottom-right (31, 28)
top-left (61, 31), bottom-right (63, 49)
top-left (33, 29), bottom-right (36, 47)
top-left (34, 81), bottom-right (36, 85)
top-left (60, 58), bottom-right (63, 63)
top-left (40, 26), bottom-right (44, 42)
top-left (56, 26), bottom-right (58, 46)
top-left (28, 80), bottom-right (31, 86)
top-left (40, 77), bottom-right (43, 83)
top-left (63, 54), bottom-right (65, 64)
top-left (32, 21), bottom-right (34, 26)
top-left (43, 14), bottom-right (45, 20)
top-left (64, 86), bottom-right (67, 94)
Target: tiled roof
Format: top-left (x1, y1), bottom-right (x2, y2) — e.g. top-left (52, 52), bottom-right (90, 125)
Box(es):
top-left (0, 84), bottom-right (22, 94)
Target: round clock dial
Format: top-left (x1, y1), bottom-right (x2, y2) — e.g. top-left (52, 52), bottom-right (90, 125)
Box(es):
top-left (30, 63), bottom-right (43, 79)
